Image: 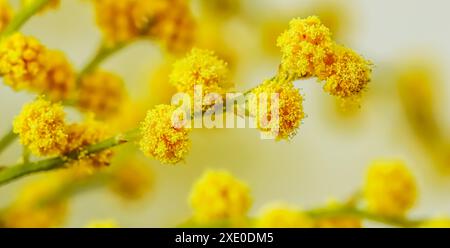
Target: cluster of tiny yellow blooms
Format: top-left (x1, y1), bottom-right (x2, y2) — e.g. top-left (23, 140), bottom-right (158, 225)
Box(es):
top-left (364, 160), bottom-right (417, 217)
top-left (189, 170), bottom-right (252, 224)
top-left (0, 0), bottom-right (13, 32)
top-left (109, 159), bottom-right (154, 200)
top-left (78, 70), bottom-right (125, 119)
top-left (277, 16), bottom-right (371, 99)
top-left (0, 33), bottom-right (76, 101)
top-left (169, 48), bottom-right (231, 102)
top-left (85, 219), bottom-right (119, 228)
top-left (13, 97), bottom-right (68, 156)
top-left (146, 0), bottom-right (195, 54)
top-left (1, 173), bottom-right (68, 228)
top-left (248, 78), bottom-right (305, 140)
top-left (93, 0), bottom-right (195, 53)
top-left (139, 104), bottom-right (191, 164)
top-left (256, 204), bottom-right (314, 228)
top-left (13, 98), bottom-right (113, 170)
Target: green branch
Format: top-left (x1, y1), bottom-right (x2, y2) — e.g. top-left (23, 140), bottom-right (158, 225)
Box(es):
top-left (0, 0), bottom-right (52, 39)
top-left (0, 129), bottom-right (140, 187)
top-left (77, 41), bottom-right (131, 83)
top-left (306, 206), bottom-right (425, 228)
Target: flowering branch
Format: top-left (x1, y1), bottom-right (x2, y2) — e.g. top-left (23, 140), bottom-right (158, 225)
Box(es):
top-left (77, 41), bottom-right (132, 82)
top-left (0, 0), bottom-right (51, 38)
top-left (0, 129), bottom-right (140, 187)
top-left (306, 206), bottom-right (425, 228)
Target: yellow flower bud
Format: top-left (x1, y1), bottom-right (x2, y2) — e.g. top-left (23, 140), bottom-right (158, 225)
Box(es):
top-left (139, 104), bottom-right (191, 164)
top-left (109, 159), bottom-right (154, 201)
top-left (248, 78), bottom-right (305, 140)
top-left (170, 48), bottom-right (231, 101)
top-left (364, 160), bottom-right (417, 217)
top-left (189, 170), bottom-right (252, 223)
top-left (13, 98), bottom-right (68, 157)
top-left (277, 16), bottom-right (333, 78)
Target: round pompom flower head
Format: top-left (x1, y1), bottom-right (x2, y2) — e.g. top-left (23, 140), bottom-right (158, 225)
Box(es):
top-left (189, 170), bottom-right (252, 224)
top-left (139, 104), bottom-right (191, 165)
top-left (13, 97), bottom-right (68, 157)
top-left (364, 159), bottom-right (417, 217)
top-left (277, 16), bottom-right (333, 78)
top-left (169, 48), bottom-right (231, 104)
top-left (0, 33), bottom-right (47, 90)
top-left (248, 78), bottom-right (305, 140)
top-left (316, 44), bottom-right (372, 99)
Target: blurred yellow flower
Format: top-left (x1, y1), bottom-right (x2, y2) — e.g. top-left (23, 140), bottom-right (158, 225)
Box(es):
top-left (147, 0), bottom-right (195, 54)
top-left (0, 33), bottom-right (75, 101)
top-left (139, 104), bottom-right (191, 164)
top-left (85, 219), bottom-right (119, 228)
top-left (109, 159), bottom-right (154, 201)
top-left (256, 204), bottom-right (314, 228)
top-left (78, 70), bottom-right (126, 119)
top-left (2, 173), bottom-right (68, 228)
top-left (248, 78), bottom-right (305, 140)
top-left (35, 50), bottom-right (76, 101)
top-left (0, 0), bottom-right (12, 32)
top-left (0, 33), bottom-right (47, 90)
top-left (13, 97), bottom-right (68, 157)
top-left (189, 170), bottom-right (252, 223)
top-left (93, 0), bottom-right (152, 44)
top-left (364, 160), bottom-right (417, 217)
top-left (94, 0), bottom-right (194, 52)
top-left (170, 48), bottom-right (231, 102)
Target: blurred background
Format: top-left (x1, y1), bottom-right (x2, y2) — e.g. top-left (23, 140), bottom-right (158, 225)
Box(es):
top-left (0, 0), bottom-right (450, 227)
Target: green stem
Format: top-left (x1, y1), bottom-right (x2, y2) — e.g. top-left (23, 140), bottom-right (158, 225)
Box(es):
top-left (22, 146), bottom-right (30, 164)
top-left (77, 41), bottom-right (131, 83)
top-left (0, 0), bottom-right (51, 39)
top-left (0, 128), bottom-right (140, 187)
top-left (306, 206), bottom-right (425, 228)
top-left (0, 129), bottom-right (17, 155)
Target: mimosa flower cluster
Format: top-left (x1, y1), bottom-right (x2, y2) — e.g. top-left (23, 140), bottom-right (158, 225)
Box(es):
top-left (278, 16), bottom-right (372, 99)
top-left (0, 0), bottom-right (382, 228)
top-left (183, 159), bottom-right (441, 228)
top-left (13, 97), bottom-right (113, 170)
top-left (94, 0), bottom-right (195, 53)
